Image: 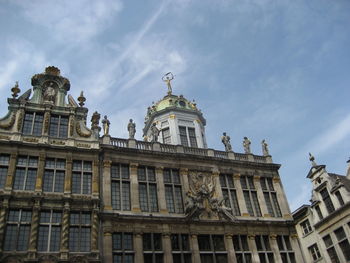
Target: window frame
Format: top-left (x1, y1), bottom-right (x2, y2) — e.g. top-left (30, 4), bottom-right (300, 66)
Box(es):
top-left (260, 177), bottom-right (282, 217)
top-left (22, 111), bottom-right (44, 136)
top-left (69, 211), bottom-right (91, 252)
top-left (178, 126), bottom-right (198, 148)
top-left (241, 176), bottom-right (262, 217)
top-left (0, 154), bottom-right (10, 189)
top-left (111, 163), bottom-right (131, 211)
top-left (143, 233), bottom-right (163, 263)
top-left (48, 114), bottom-right (69, 138)
top-left (171, 234), bottom-right (191, 263)
top-left (43, 158), bottom-right (66, 193)
top-left (220, 174), bottom-right (240, 216)
top-left (37, 210), bottom-right (62, 252)
top-left (112, 232), bottom-right (134, 263)
top-left (164, 168), bottom-right (184, 214)
top-left (13, 156), bottom-right (38, 191)
top-left (138, 166), bottom-right (158, 212)
top-left (72, 160), bottom-right (92, 195)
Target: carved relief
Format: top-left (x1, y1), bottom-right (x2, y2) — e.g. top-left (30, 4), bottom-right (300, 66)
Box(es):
top-left (38, 255), bottom-right (58, 263)
top-left (43, 81), bottom-right (57, 103)
top-left (185, 172), bottom-right (235, 221)
top-left (0, 111), bottom-right (16, 130)
top-left (76, 121), bottom-right (92, 137)
top-left (1, 255), bottom-right (24, 263)
top-left (43, 111), bottom-right (50, 133)
top-left (17, 110), bottom-right (24, 131)
top-left (70, 255), bottom-right (89, 263)
top-left (69, 116), bottom-right (75, 136)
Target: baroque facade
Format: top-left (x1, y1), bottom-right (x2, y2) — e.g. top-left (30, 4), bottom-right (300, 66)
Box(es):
top-left (0, 67), bottom-right (303, 263)
top-left (293, 154), bottom-right (350, 263)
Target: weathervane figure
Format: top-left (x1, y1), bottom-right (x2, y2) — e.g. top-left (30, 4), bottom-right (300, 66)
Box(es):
top-left (162, 72), bottom-right (174, 95)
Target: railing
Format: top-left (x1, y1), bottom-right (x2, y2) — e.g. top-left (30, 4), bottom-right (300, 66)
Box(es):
top-left (235, 153), bottom-right (248, 161)
top-left (214, 150), bottom-right (228, 159)
top-left (253, 155), bottom-right (266, 163)
top-left (160, 144), bottom-right (177, 153)
top-left (184, 147), bottom-right (208, 156)
top-left (136, 141), bottom-right (152, 151)
top-left (110, 138), bottom-right (128, 148)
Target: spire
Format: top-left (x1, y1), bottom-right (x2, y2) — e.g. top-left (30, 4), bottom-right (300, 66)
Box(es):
top-left (309, 152), bottom-right (317, 167)
top-left (162, 72), bottom-right (174, 95)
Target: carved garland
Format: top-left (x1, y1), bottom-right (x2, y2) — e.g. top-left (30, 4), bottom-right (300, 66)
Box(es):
top-left (76, 122), bottom-right (92, 137)
top-left (69, 116), bottom-right (75, 136)
top-left (0, 111), bottom-right (16, 130)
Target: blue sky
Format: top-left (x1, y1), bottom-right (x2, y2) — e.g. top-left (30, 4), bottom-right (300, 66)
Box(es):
top-left (0, 0), bottom-right (349, 211)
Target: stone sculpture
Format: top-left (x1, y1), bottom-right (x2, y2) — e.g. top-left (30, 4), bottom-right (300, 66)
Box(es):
top-left (243, 137), bottom-right (251, 154)
top-left (127, 119), bottom-right (136, 139)
top-left (150, 122), bottom-right (160, 142)
top-left (261, 139), bottom-right (269, 156)
top-left (221, 132), bottom-right (232, 152)
top-left (43, 82), bottom-right (56, 103)
top-left (102, 115), bottom-right (110, 136)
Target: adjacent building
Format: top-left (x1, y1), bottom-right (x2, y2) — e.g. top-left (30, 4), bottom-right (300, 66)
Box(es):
top-left (293, 154), bottom-right (350, 263)
top-left (0, 67), bottom-right (303, 263)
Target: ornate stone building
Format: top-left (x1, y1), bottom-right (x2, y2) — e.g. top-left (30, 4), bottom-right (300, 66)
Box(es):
top-left (0, 67), bottom-right (303, 263)
top-left (293, 154), bottom-right (350, 263)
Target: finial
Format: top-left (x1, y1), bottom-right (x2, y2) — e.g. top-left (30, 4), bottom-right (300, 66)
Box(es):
top-left (11, 81), bottom-right (21, 98)
top-left (77, 91), bottom-right (86, 107)
top-left (162, 72), bottom-right (174, 95)
top-left (309, 153), bottom-right (317, 167)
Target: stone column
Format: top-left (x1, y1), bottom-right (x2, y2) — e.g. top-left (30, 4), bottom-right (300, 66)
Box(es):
top-left (290, 234), bottom-right (304, 263)
top-left (162, 233), bottom-right (173, 263)
top-left (247, 234), bottom-right (259, 263)
top-left (134, 233), bottom-right (144, 263)
top-left (273, 177), bottom-right (292, 219)
top-left (156, 167), bottom-right (167, 214)
top-left (5, 153), bottom-right (17, 191)
top-left (103, 160), bottom-right (112, 210)
top-left (190, 234), bottom-right (200, 263)
top-left (92, 159), bottom-right (99, 197)
top-left (0, 198), bottom-right (9, 252)
top-left (64, 156), bottom-right (72, 194)
top-left (28, 199), bottom-right (40, 259)
top-left (103, 230), bottom-right (113, 263)
top-left (269, 234), bottom-right (282, 263)
top-left (225, 234), bottom-right (237, 263)
top-left (212, 171), bottom-right (223, 199)
top-left (130, 163), bottom-right (140, 212)
top-left (233, 174), bottom-right (248, 216)
top-left (60, 201), bottom-right (70, 260)
top-left (35, 152), bottom-right (46, 192)
top-left (180, 168), bottom-right (189, 193)
top-left (91, 205), bottom-right (99, 255)
top-left (253, 176), bottom-right (268, 217)
top-left (43, 111), bottom-right (50, 136)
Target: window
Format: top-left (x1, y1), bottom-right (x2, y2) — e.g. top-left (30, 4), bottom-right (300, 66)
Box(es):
top-left (260, 177), bottom-right (281, 217)
top-left (113, 232), bottom-right (134, 263)
top-left (323, 234), bottom-right (340, 263)
top-left (220, 174), bottom-right (240, 216)
top-left (334, 227), bottom-right (350, 261)
top-left (143, 233), bottom-right (163, 263)
top-left (162, 128), bottom-right (171, 144)
top-left (22, 112), bottom-right (44, 136)
top-left (335, 191), bottom-right (344, 206)
top-left (111, 164), bottom-right (131, 211)
top-left (315, 205), bottom-right (323, 220)
top-left (300, 219), bottom-right (312, 236)
top-left (320, 188), bottom-right (335, 214)
top-left (171, 234), bottom-right (191, 263)
top-left (308, 243), bottom-right (321, 262)
top-left (232, 235), bottom-right (251, 263)
top-left (138, 166), bottom-right (158, 212)
top-left (69, 212), bottom-right (91, 252)
top-left (37, 210), bottom-right (62, 251)
top-left (0, 154), bottom-right (10, 189)
top-left (241, 176), bottom-right (261, 217)
top-left (13, 156), bottom-right (38, 191)
top-left (49, 115), bottom-right (69, 138)
top-left (179, 126), bottom-right (197, 148)
top-left (198, 234), bottom-right (227, 263)
top-left (164, 169), bottom-right (184, 213)
top-left (72, 160), bottom-right (92, 194)
top-left (277, 235), bottom-right (295, 263)
top-left (43, 158), bottom-right (65, 192)
top-left (255, 235), bottom-right (274, 263)
top-left (3, 209), bottom-right (32, 251)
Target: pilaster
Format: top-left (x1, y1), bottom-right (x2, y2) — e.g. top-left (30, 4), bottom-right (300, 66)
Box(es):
top-left (28, 199), bottom-right (40, 259)
top-left (162, 233), bottom-right (173, 263)
top-left (134, 232), bottom-right (144, 263)
top-left (233, 174), bottom-right (248, 216)
top-left (269, 234), bottom-right (282, 263)
top-left (212, 170), bottom-right (223, 199)
top-left (64, 156), bottom-right (72, 194)
top-left (180, 168), bottom-right (189, 193)
top-left (35, 152), bottom-right (46, 192)
top-left (290, 234), bottom-right (304, 263)
top-left (225, 234), bottom-right (237, 263)
top-left (272, 177), bottom-right (292, 219)
top-left (60, 201), bottom-right (70, 260)
top-left (92, 159), bottom-right (99, 197)
top-left (91, 205), bottom-right (99, 256)
top-left (156, 167), bottom-right (167, 214)
top-left (130, 163), bottom-right (141, 212)
top-left (0, 198), bottom-right (9, 252)
top-left (103, 160), bottom-right (112, 210)
top-left (190, 234), bottom-right (200, 263)
top-left (5, 153), bottom-right (17, 191)
top-left (103, 230), bottom-right (113, 263)
top-left (253, 175), bottom-right (268, 217)
top-left (247, 234), bottom-right (259, 263)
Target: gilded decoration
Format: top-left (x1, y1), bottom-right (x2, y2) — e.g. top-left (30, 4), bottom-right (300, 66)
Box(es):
top-left (76, 121), bottom-right (92, 137)
top-left (0, 111), bottom-right (16, 129)
top-left (185, 172), bottom-right (235, 221)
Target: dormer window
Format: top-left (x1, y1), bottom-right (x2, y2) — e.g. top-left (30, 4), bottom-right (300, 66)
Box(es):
top-left (49, 115), bottom-right (69, 138)
top-left (22, 112), bottom-right (44, 136)
top-left (300, 219), bottom-right (312, 236)
top-left (179, 126), bottom-right (197, 148)
top-left (320, 188), bottom-right (335, 214)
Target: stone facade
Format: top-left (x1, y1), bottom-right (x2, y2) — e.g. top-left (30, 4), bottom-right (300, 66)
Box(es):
top-left (293, 156), bottom-right (350, 263)
top-left (0, 67), bottom-right (303, 263)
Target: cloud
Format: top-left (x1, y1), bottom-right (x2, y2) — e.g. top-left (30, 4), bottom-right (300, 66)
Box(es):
top-left (289, 183), bottom-right (311, 211)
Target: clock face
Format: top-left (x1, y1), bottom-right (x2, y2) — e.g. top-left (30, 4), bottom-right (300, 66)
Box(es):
top-left (179, 100), bottom-right (186, 107)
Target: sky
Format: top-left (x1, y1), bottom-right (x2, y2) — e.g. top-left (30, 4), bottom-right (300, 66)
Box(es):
top-left (0, 0), bottom-right (349, 211)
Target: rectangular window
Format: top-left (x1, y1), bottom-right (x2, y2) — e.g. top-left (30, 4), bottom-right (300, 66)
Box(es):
top-left (334, 227), bottom-right (350, 261)
top-left (320, 188), bottom-right (335, 214)
top-left (179, 126), bottom-right (198, 148)
top-left (13, 156), bottom-right (38, 191)
top-left (22, 112), bottom-right (44, 136)
top-left (113, 232), bottom-right (134, 263)
top-left (138, 166), bottom-right (158, 212)
top-left (232, 235), bottom-right (251, 263)
top-left (0, 154), bottom-right (10, 189)
top-left (179, 126), bottom-right (189, 147)
top-left (69, 212), bottom-right (91, 252)
top-left (49, 115), bottom-right (69, 138)
top-left (43, 158), bottom-right (65, 192)
top-left (188, 128), bottom-right (197, 148)
top-left (335, 191), bottom-right (344, 206)
top-left (162, 128), bottom-right (171, 144)
top-left (164, 169), bottom-right (184, 213)
top-left (198, 235), bottom-right (227, 263)
top-left (323, 234), bottom-right (340, 263)
top-left (308, 243), bottom-right (321, 261)
top-left (315, 205), bottom-right (323, 220)
top-left (300, 219), bottom-right (312, 236)
top-left (261, 177), bottom-right (281, 217)
top-left (255, 235), bottom-right (274, 263)
top-left (241, 176), bottom-right (261, 217)
top-left (111, 164), bottom-right (131, 211)
top-left (171, 234), bottom-right (191, 263)
top-left (277, 235), bottom-right (295, 263)
top-left (220, 174), bottom-right (240, 216)
top-left (143, 233), bottom-right (163, 263)
top-left (72, 160), bottom-right (92, 194)
top-left (3, 209), bottom-right (32, 251)
top-left (37, 210), bottom-right (62, 251)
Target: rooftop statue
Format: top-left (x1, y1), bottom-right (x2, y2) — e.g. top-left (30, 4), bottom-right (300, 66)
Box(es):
top-left (162, 72), bottom-right (174, 95)
top-left (150, 122), bottom-right (160, 142)
top-left (221, 132), bottom-right (232, 152)
top-left (243, 137), bottom-right (251, 154)
top-left (127, 119), bottom-right (136, 139)
top-left (102, 115), bottom-right (110, 136)
top-left (261, 139), bottom-right (269, 156)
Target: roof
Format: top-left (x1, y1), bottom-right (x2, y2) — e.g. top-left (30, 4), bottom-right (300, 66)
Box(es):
top-left (329, 173), bottom-right (350, 191)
